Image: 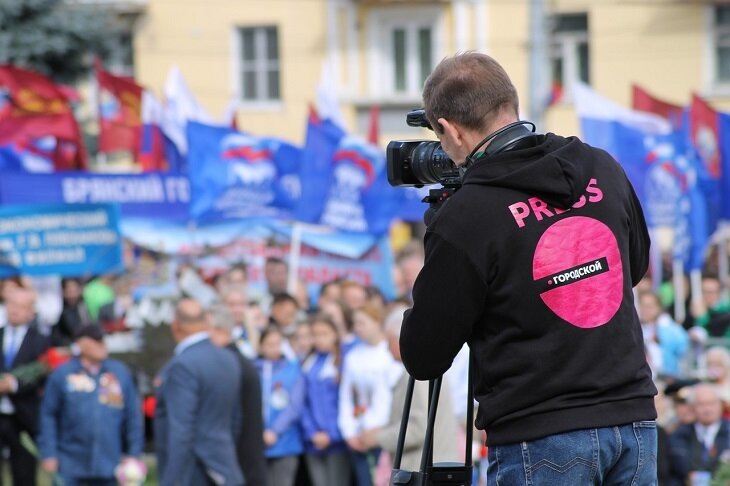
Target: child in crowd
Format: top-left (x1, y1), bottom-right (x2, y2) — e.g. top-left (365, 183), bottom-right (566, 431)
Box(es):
top-left (223, 288), bottom-right (259, 359)
top-left (301, 315), bottom-right (351, 486)
top-left (338, 302), bottom-right (397, 486)
top-left (255, 326), bottom-right (305, 486)
top-left (291, 321), bottom-right (313, 362)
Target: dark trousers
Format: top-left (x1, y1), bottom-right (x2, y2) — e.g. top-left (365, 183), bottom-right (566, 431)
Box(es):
top-left (0, 415), bottom-right (36, 486)
top-left (59, 477), bottom-right (116, 486)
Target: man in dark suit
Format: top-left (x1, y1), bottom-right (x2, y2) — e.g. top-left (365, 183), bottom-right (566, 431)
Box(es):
top-left (155, 298), bottom-right (244, 486)
top-left (209, 305), bottom-right (268, 486)
top-left (0, 287), bottom-right (50, 485)
top-left (669, 383), bottom-right (730, 486)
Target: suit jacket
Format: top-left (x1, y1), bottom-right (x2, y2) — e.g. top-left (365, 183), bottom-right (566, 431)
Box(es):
top-left (668, 419), bottom-right (730, 485)
top-left (155, 337), bottom-right (244, 486)
top-left (226, 343), bottom-right (267, 486)
top-left (0, 323), bottom-right (50, 436)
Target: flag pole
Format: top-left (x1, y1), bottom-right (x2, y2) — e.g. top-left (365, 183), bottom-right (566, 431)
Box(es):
top-left (690, 268), bottom-right (703, 311)
top-left (649, 228), bottom-right (662, 291)
top-left (288, 222), bottom-right (303, 295)
top-left (719, 238), bottom-right (729, 302)
top-left (672, 259), bottom-right (686, 324)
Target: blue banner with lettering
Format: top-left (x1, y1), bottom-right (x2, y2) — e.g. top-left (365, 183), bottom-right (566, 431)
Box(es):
top-left (0, 204), bottom-right (123, 277)
top-left (0, 172), bottom-right (190, 222)
top-left (187, 121), bottom-right (302, 223)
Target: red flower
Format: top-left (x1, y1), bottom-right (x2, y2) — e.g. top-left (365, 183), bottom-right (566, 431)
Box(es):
top-left (40, 347), bottom-right (71, 370)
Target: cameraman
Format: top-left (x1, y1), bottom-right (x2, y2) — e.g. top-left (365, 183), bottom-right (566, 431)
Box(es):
top-left (399, 52), bottom-right (657, 484)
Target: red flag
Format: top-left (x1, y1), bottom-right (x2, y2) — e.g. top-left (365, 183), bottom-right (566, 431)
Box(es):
top-left (96, 62), bottom-right (143, 155)
top-left (367, 105), bottom-right (380, 145)
top-left (0, 65), bottom-right (87, 170)
top-left (631, 84), bottom-right (684, 129)
top-left (691, 93), bottom-right (721, 179)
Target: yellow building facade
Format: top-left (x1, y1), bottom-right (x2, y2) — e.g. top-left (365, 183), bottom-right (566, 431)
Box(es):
top-left (133, 0), bottom-right (730, 145)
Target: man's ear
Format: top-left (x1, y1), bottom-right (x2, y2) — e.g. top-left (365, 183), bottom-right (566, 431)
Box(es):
top-left (438, 118), bottom-right (466, 148)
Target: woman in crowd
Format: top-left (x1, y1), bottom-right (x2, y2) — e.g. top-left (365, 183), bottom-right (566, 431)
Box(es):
top-left (338, 302), bottom-right (397, 486)
top-left (255, 326), bottom-right (305, 486)
top-left (639, 290), bottom-right (690, 378)
top-left (301, 315), bottom-right (350, 486)
top-left (291, 321), bottom-right (314, 362)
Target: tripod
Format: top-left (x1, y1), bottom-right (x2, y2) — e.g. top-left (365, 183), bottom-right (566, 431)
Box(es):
top-left (389, 355), bottom-right (475, 486)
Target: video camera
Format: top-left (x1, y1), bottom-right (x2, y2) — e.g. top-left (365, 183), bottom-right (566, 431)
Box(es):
top-left (386, 109), bottom-right (462, 189)
top-left (385, 109), bottom-right (462, 224)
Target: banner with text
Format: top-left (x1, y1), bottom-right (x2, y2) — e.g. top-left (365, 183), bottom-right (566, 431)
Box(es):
top-left (0, 172), bottom-right (190, 222)
top-left (0, 203), bottom-right (123, 277)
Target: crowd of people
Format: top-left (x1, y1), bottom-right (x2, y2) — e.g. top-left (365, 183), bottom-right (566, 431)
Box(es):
top-left (634, 271), bottom-right (730, 485)
top-left (0, 236), bottom-right (729, 484)
top-left (0, 240), bottom-right (471, 486)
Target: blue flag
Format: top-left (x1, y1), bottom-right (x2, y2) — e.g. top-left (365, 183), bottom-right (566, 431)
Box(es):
top-left (296, 113), bottom-right (398, 235)
top-left (719, 113), bottom-right (730, 221)
top-left (578, 88), bottom-right (711, 271)
top-left (0, 138), bottom-right (55, 173)
top-left (395, 186), bottom-right (431, 223)
top-left (187, 121), bottom-right (302, 223)
top-left (295, 113), bottom-right (346, 223)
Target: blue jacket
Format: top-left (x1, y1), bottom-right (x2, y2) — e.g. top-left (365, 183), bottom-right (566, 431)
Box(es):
top-left (301, 352), bottom-right (346, 454)
top-left (656, 314), bottom-right (689, 377)
top-left (38, 357), bottom-right (143, 479)
top-left (255, 357), bottom-right (304, 458)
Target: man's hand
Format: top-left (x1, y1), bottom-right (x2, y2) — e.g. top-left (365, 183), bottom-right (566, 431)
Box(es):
top-left (346, 436), bottom-right (365, 452)
top-left (42, 458), bottom-right (58, 473)
top-left (0, 374), bottom-right (15, 394)
top-left (359, 428), bottom-right (381, 450)
top-left (263, 430), bottom-right (278, 447)
top-left (311, 431), bottom-right (331, 450)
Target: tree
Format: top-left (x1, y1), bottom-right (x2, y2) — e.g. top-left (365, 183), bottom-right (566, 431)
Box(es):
top-left (0, 0), bottom-right (120, 83)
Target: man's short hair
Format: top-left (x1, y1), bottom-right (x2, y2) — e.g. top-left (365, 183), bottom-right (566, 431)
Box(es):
top-left (422, 51), bottom-right (519, 134)
top-left (208, 304), bottom-right (235, 331)
top-left (174, 298), bottom-right (207, 325)
top-left (265, 257), bottom-right (287, 268)
top-left (272, 292), bottom-right (299, 308)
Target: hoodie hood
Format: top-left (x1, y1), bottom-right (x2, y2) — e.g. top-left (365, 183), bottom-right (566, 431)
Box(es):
top-left (462, 133), bottom-right (594, 209)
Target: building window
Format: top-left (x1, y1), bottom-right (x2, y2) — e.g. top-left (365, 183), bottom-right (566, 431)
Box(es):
top-left (368, 7), bottom-right (442, 100)
top-left (238, 26), bottom-right (280, 101)
top-left (714, 6), bottom-right (730, 84)
top-left (389, 24), bottom-right (433, 96)
top-left (550, 13), bottom-right (589, 101)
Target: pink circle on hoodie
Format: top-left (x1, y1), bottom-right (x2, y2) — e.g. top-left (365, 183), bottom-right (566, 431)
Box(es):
top-left (533, 216), bottom-right (623, 328)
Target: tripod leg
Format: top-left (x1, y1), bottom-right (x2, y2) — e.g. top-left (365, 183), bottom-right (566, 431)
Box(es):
top-left (420, 376), bottom-right (442, 486)
top-left (392, 375), bottom-right (416, 470)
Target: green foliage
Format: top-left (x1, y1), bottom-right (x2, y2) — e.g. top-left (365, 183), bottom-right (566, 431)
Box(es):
top-left (0, 0), bottom-right (120, 83)
top-left (712, 460), bottom-right (730, 486)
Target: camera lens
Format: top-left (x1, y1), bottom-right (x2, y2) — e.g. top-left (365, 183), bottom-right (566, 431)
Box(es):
top-left (410, 142), bottom-right (454, 185)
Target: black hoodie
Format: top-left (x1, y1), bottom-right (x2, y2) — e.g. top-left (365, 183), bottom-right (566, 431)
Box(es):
top-left (400, 133), bottom-right (657, 446)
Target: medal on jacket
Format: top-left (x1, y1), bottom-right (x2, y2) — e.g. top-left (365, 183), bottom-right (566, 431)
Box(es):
top-left (99, 372), bottom-right (124, 408)
top-left (66, 373), bottom-right (95, 393)
top-left (270, 382), bottom-right (289, 410)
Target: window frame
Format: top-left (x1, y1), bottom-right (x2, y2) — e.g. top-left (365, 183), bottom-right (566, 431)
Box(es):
top-left (713, 5), bottom-right (730, 86)
top-left (233, 25), bottom-right (282, 109)
top-left (549, 12), bottom-right (590, 103)
top-left (367, 6), bottom-right (444, 102)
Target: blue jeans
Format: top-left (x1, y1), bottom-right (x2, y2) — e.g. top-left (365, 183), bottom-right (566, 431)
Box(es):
top-left (487, 421), bottom-right (658, 485)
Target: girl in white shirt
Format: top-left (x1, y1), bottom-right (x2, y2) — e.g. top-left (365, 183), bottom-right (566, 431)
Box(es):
top-left (338, 302), bottom-right (396, 486)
